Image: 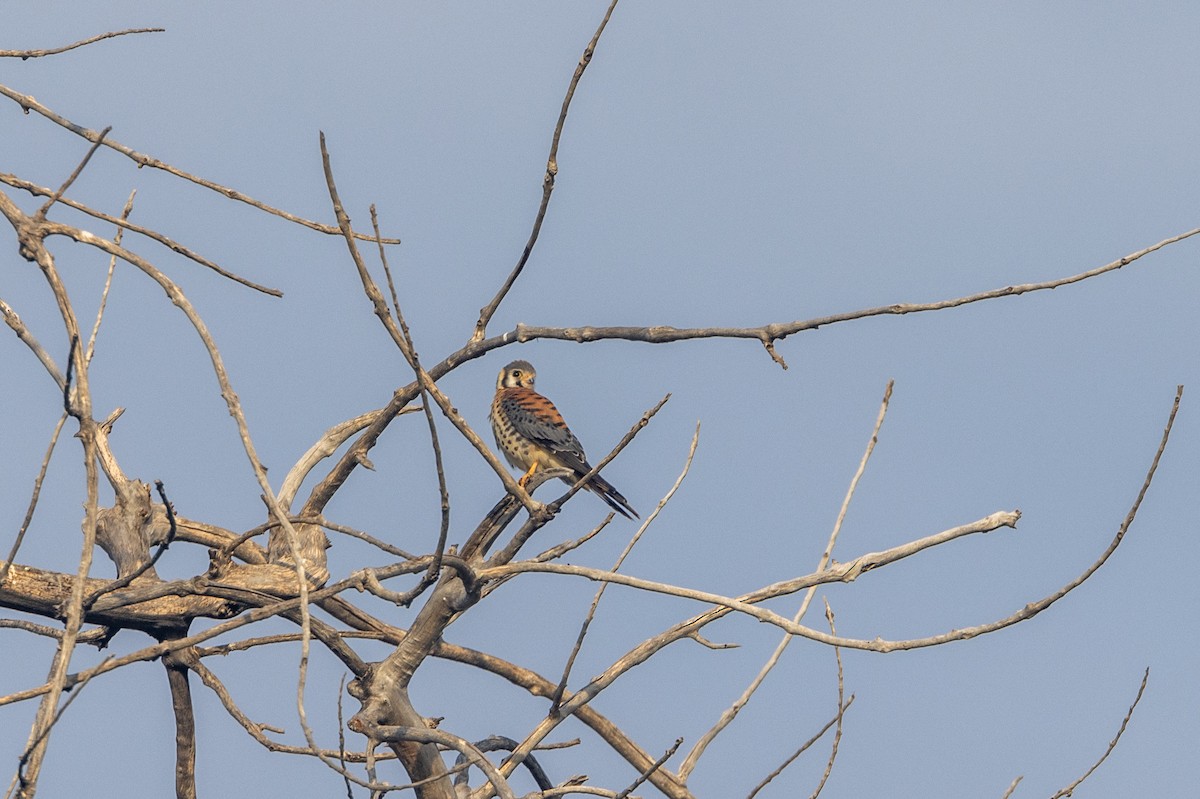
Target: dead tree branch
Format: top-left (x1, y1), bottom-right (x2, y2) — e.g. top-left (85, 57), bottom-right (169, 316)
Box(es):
top-left (0, 28), bottom-right (165, 59)
top-left (0, 81), bottom-right (399, 243)
top-left (683, 381), bottom-right (892, 779)
top-left (1048, 668), bottom-right (1150, 799)
top-left (162, 648), bottom-right (198, 799)
top-left (473, 0), bottom-right (622, 341)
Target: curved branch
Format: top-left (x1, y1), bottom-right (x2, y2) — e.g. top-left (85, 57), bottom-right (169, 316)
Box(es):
top-left (683, 380), bottom-right (891, 779)
top-left (1049, 668), bottom-right (1150, 799)
top-left (277, 407), bottom-right (409, 510)
top-left (0, 172), bottom-right (282, 296)
top-left (0, 81), bottom-right (399, 243)
top-left (0, 28), bottom-right (165, 59)
top-left (472, 0), bottom-right (622, 341)
top-left (454, 736), bottom-right (552, 792)
top-left (364, 723), bottom-right (515, 799)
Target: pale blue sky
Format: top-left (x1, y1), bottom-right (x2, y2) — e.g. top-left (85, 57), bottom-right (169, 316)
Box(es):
top-left (2, 3), bottom-right (1199, 797)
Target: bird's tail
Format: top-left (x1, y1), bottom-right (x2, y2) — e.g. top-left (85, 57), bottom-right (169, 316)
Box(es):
top-left (584, 473), bottom-right (639, 519)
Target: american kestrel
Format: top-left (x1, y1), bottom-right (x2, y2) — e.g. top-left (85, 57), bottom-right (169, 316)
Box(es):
top-left (490, 359), bottom-right (638, 519)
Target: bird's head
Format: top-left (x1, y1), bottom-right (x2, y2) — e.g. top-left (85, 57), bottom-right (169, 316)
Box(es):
top-left (497, 360), bottom-right (536, 390)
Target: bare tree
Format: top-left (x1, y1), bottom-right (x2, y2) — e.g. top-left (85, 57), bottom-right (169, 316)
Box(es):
top-left (0, 8), bottom-right (1190, 799)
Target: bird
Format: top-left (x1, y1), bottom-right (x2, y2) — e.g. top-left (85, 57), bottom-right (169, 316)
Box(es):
top-left (490, 359), bottom-right (638, 519)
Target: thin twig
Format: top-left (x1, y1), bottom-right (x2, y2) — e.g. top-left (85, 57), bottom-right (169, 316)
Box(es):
top-left (361, 558), bottom-right (478, 608)
top-left (12, 652), bottom-right (111, 794)
top-left (472, 0), bottom-right (622, 341)
top-left (0, 620), bottom-right (110, 644)
top-left (551, 423), bottom-right (699, 712)
top-left (207, 513), bottom-right (372, 560)
top-left (365, 740), bottom-right (378, 799)
top-left (1, 172), bottom-right (282, 296)
top-left (1048, 667), bottom-right (1150, 799)
top-left (214, 514), bottom-right (388, 561)
top-left (321, 518), bottom-right (416, 560)
top-left (0, 81), bottom-right (399, 243)
top-left (371, 205), bottom-right (451, 584)
top-left (0, 28), bottom-right (165, 59)
top-left (724, 597), bottom-right (859, 796)
top-left (809, 601), bottom-right (847, 799)
top-left (682, 381), bottom-right (891, 778)
top-left (337, 674), bottom-right (353, 799)
top-left (0, 414), bottom-right (67, 588)
top-left (745, 696), bottom-right (856, 799)
top-left (195, 630), bottom-right (387, 658)
top-left (613, 737), bottom-right (683, 799)
top-left (34, 127), bottom-right (111, 221)
top-left (471, 224), bottom-right (1200, 361)
top-left (85, 190), bottom-right (135, 363)
top-left (189, 656), bottom-right (284, 738)
top-left (531, 516), bottom-right (612, 562)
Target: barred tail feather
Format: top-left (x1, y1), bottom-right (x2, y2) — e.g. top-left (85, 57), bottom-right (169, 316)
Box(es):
top-left (586, 474), bottom-right (639, 519)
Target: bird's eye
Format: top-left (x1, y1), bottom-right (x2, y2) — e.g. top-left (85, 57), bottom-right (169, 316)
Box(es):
top-left (512, 370), bottom-right (522, 378)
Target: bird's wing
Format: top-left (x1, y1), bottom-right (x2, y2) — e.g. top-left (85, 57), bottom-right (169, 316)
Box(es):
top-left (500, 387), bottom-right (591, 473)
top-left (500, 387), bottom-right (639, 519)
